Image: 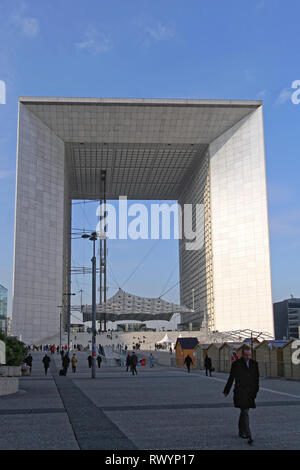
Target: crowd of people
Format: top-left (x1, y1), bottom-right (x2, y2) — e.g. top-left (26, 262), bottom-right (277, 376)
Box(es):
top-left (26, 343), bottom-right (87, 353)
top-left (24, 339), bottom-right (258, 444)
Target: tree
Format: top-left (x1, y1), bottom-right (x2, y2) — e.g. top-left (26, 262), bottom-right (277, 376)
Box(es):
top-left (0, 330), bottom-right (26, 366)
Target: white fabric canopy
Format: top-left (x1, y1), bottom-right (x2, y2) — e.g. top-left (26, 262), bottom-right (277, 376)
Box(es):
top-left (157, 334), bottom-right (173, 344)
top-left (82, 288), bottom-right (191, 322)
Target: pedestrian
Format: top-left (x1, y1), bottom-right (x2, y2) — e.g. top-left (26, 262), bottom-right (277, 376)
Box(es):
top-left (97, 354), bottom-right (102, 368)
top-left (126, 353), bottom-right (131, 372)
top-left (205, 355), bottom-right (213, 377)
top-left (223, 344), bottom-right (259, 444)
top-left (87, 355), bottom-right (92, 368)
top-left (71, 354), bottom-right (78, 373)
top-left (42, 353), bottom-right (51, 375)
top-left (130, 352), bottom-right (138, 375)
top-left (184, 354), bottom-right (193, 373)
top-left (149, 353), bottom-right (154, 368)
top-left (62, 352), bottom-right (70, 376)
top-left (25, 353), bottom-right (33, 373)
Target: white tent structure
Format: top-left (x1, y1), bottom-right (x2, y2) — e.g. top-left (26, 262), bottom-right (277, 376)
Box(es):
top-left (82, 288), bottom-right (192, 322)
top-left (157, 334), bottom-right (173, 344)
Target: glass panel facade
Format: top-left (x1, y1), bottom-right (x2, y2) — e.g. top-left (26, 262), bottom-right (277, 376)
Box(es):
top-left (0, 284), bottom-right (8, 333)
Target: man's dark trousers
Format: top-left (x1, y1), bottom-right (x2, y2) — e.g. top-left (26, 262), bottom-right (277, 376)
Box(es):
top-left (239, 409), bottom-right (250, 436)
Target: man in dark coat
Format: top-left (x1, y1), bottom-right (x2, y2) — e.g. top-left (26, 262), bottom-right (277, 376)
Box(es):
top-left (126, 353), bottom-right (131, 372)
top-left (223, 345), bottom-right (259, 443)
top-left (130, 352), bottom-right (138, 375)
top-left (205, 355), bottom-right (212, 377)
top-left (184, 354), bottom-right (193, 373)
top-left (42, 354), bottom-right (51, 375)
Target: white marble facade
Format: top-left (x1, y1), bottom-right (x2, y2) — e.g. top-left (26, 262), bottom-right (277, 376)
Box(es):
top-left (209, 107), bottom-right (273, 334)
top-left (13, 104), bottom-right (65, 343)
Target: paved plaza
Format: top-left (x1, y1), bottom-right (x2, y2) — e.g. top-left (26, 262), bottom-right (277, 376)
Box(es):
top-left (0, 351), bottom-right (299, 450)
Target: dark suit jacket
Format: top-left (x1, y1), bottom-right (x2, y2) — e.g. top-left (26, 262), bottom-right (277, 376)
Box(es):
top-left (223, 358), bottom-right (259, 409)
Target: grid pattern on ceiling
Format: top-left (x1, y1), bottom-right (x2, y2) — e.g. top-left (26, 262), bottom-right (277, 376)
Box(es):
top-left (23, 101), bottom-right (259, 145)
top-left (66, 142), bottom-right (208, 200)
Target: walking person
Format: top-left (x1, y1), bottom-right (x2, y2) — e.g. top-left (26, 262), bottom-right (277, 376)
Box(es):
top-left (205, 355), bottom-right (213, 377)
top-left (223, 344), bottom-right (259, 444)
top-left (126, 353), bottom-right (131, 372)
top-left (62, 352), bottom-right (70, 376)
top-left (42, 353), bottom-right (51, 375)
top-left (25, 353), bottom-right (33, 373)
top-left (184, 354), bottom-right (193, 373)
top-left (149, 353), bottom-right (154, 368)
top-left (97, 354), bottom-right (102, 368)
top-left (71, 354), bottom-right (78, 373)
top-left (130, 352), bottom-right (138, 375)
top-left (87, 355), bottom-right (92, 369)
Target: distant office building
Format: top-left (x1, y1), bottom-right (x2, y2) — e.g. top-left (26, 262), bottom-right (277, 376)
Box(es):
top-left (273, 298), bottom-right (300, 340)
top-left (0, 284), bottom-right (8, 334)
top-left (6, 317), bottom-right (12, 336)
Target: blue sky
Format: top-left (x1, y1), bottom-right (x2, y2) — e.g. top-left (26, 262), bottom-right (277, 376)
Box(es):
top-left (0, 0), bottom-right (299, 316)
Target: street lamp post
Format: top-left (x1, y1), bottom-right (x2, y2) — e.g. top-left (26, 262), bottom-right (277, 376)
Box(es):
top-left (100, 169), bottom-right (107, 332)
top-left (63, 293), bottom-right (76, 351)
top-left (82, 232), bottom-right (98, 379)
top-left (57, 305), bottom-right (63, 351)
